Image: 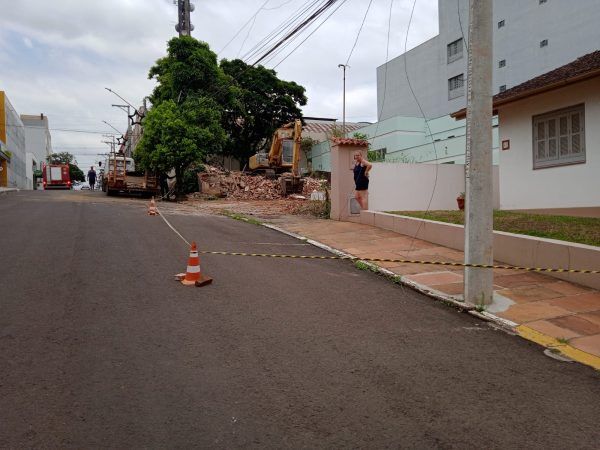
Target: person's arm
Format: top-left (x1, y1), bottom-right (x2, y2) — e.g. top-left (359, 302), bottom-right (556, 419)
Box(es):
top-left (363, 161), bottom-right (373, 177)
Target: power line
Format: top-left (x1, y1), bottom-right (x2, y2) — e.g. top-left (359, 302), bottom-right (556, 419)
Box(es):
top-left (252, 0), bottom-right (339, 66)
top-left (219, 0), bottom-right (270, 55)
top-left (345, 0), bottom-right (374, 66)
top-left (270, 0), bottom-right (350, 68)
top-left (241, 0), bottom-right (323, 63)
top-left (0, 122), bottom-right (117, 135)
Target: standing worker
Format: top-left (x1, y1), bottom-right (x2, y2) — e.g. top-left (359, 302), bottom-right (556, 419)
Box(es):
top-left (87, 166), bottom-right (97, 191)
top-left (353, 152), bottom-right (372, 210)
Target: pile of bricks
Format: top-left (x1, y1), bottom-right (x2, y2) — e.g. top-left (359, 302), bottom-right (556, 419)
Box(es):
top-left (195, 166), bottom-right (327, 200)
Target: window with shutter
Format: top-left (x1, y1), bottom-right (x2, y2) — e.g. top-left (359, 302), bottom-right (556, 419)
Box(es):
top-left (532, 104), bottom-right (585, 169)
top-left (448, 74), bottom-right (465, 100)
top-left (447, 38), bottom-right (463, 64)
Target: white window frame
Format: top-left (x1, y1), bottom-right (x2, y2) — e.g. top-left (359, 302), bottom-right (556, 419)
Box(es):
top-left (532, 104), bottom-right (586, 169)
top-left (447, 38), bottom-right (463, 64)
top-left (448, 74), bottom-right (465, 100)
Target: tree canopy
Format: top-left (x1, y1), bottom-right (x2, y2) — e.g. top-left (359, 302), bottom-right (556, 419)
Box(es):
top-left (148, 36), bottom-right (231, 106)
top-left (136, 97), bottom-right (225, 193)
top-left (219, 59), bottom-right (307, 163)
top-left (136, 36), bottom-right (307, 193)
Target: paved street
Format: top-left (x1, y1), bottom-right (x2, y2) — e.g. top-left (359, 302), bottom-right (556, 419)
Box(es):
top-left (1, 191), bottom-right (599, 448)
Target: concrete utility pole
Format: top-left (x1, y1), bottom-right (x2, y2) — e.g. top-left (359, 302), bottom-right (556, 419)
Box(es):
top-left (176, 0), bottom-right (195, 37)
top-left (338, 64), bottom-right (349, 136)
top-left (464, 0), bottom-right (494, 307)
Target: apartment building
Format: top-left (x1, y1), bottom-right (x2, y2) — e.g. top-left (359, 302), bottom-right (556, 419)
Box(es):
top-left (0, 91), bottom-right (27, 189)
top-left (377, 0), bottom-right (600, 120)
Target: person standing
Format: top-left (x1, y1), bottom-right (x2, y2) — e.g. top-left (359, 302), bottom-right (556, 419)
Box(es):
top-left (353, 152), bottom-right (372, 210)
top-left (87, 166), bottom-right (97, 191)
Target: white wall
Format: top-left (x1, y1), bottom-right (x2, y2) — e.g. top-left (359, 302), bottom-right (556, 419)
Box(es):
top-left (22, 121), bottom-right (51, 165)
top-left (498, 78), bottom-right (600, 210)
top-left (25, 152), bottom-right (38, 190)
top-left (368, 163), bottom-right (499, 212)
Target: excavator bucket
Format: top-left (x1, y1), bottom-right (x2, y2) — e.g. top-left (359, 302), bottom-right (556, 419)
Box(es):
top-left (279, 174), bottom-right (304, 196)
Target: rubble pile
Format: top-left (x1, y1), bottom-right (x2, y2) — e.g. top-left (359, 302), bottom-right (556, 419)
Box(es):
top-left (195, 166), bottom-right (328, 201)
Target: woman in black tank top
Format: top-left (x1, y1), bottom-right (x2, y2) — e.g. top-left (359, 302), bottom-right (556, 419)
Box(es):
top-left (353, 151), bottom-right (372, 210)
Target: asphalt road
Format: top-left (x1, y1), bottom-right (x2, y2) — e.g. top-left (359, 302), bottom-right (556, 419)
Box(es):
top-left (1, 190), bottom-right (599, 449)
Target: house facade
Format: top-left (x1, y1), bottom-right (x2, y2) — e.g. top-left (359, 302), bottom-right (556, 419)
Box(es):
top-left (488, 52), bottom-right (600, 211)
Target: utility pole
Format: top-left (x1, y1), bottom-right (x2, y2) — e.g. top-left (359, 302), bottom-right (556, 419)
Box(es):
top-left (176, 0), bottom-right (195, 37)
top-left (338, 64), bottom-right (349, 136)
top-left (464, 0), bottom-right (494, 307)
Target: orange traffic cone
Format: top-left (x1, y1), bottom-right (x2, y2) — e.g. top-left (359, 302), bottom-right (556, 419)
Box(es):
top-left (148, 197), bottom-right (158, 216)
top-left (175, 242), bottom-right (213, 287)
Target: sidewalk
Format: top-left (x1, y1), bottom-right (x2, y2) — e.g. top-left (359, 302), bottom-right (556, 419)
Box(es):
top-left (0, 187), bottom-right (19, 195)
top-left (268, 214), bottom-right (600, 369)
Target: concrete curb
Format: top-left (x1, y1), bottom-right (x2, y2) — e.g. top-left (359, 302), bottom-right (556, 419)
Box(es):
top-left (0, 188), bottom-right (19, 196)
top-left (263, 222), bottom-right (599, 370)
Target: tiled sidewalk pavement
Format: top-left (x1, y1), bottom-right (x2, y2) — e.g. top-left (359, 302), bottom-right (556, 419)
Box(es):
top-left (269, 215), bottom-right (600, 366)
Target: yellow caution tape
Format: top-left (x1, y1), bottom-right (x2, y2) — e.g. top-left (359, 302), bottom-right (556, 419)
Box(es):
top-left (198, 251), bottom-right (600, 274)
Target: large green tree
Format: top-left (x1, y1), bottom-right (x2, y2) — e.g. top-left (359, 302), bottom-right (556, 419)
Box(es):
top-left (135, 97), bottom-right (225, 194)
top-left (148, 36), bottom-right (231, 106)
top-left (219, 59), bottom-right (307, 163)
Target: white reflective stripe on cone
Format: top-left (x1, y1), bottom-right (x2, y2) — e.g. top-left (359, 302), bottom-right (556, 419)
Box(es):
top-left (186, 266), bottom-right (201, 273)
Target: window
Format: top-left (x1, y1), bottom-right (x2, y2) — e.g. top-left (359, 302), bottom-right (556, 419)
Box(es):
top-left (539, 0), bottom-right (547, 4)
top-left (499, 59), bottom-right (506, 68)
top-left (498, 19), bottom-right (505, 28)
top-left (499, 85), bottom-right (507, 93)
top-left (448, 74), bottom-right (465, 100)
top-left (447, 38), bottom-right (463, 64)
top-left (540, 39), bottom-right (548, 47)
top-left (369, 148), bottom-right (386, 162)
top-left (533, 104), bottom-right (585, 169)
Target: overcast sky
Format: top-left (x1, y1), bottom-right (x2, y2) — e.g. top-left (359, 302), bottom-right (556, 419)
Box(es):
top-left (0, 0), bottom-right (438, 169)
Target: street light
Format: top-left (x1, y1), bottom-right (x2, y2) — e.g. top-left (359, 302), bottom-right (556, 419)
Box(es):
top-left (101, 120), bottom-right (121, 135)
top-left (337, 64), bottom-right (350, 136)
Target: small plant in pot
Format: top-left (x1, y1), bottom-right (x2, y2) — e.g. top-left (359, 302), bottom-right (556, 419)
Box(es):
top-left (457, 192), bottom-right (465, 210)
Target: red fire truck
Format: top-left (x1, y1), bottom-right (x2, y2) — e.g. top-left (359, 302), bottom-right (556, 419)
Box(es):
top-left (42, 164), bottom-right (72, 190)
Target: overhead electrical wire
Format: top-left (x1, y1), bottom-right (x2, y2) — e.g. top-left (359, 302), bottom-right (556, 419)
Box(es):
top-left (345, 0), bottom-right (374, 65)
top-left (240, 0), bottom-right (323, 63)
top-left (271, 0), bottom-right (349, 68)
top-left (218, 0), bottom-right (270, 55)
top-left (252, 0), bottom-right (340, 66)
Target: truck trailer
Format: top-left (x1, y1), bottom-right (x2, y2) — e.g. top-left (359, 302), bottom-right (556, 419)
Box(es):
top-left (42, 164), bottom-right (71, 190)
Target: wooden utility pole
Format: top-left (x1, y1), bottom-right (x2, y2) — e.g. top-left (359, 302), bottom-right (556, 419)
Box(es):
top-left (464, 0), bottom-right (494, 306)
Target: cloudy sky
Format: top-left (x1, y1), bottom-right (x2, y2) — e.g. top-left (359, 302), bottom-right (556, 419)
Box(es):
top-left (0, 0), bottom-right (438, 169)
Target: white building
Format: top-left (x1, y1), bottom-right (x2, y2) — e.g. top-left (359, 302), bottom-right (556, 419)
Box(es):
top-left (346, 0), bottom-right (600, 166)
top-left (21, 114), bottom-right (52, 189)
top-left (378, 0), bottom-right (600, 120)
top-left (0, 91), bottom-right (27, 189)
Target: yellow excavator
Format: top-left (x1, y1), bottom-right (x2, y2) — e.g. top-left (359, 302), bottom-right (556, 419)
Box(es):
top-left (248, 119), bottom-right (304, 195)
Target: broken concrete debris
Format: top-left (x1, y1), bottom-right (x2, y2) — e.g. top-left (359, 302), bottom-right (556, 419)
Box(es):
top-left (195, 166), bottom-right (327, 201)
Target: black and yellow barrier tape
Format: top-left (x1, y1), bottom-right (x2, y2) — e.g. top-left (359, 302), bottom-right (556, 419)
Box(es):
top-left (198, 251), bottom-right (599, 275)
